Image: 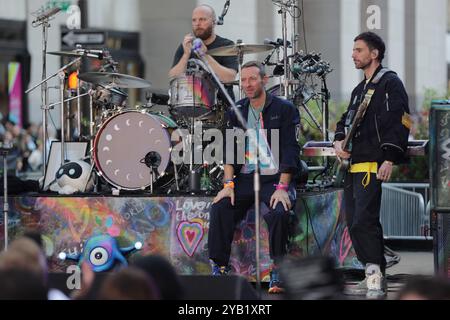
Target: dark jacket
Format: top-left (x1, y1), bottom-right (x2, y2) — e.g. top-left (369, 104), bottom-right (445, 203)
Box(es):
top-left (335, 65), bottom-right (410, 165)
top-left (223, 93), bottom-right (300, 176)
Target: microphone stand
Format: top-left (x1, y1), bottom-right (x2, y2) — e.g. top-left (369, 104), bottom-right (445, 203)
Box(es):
top-left (193, 47), bottom-right (262, 298)
top-left (1, 143), bottom-right (12, 250)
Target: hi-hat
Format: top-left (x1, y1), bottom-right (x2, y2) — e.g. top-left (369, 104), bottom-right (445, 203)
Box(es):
top-left (207, 43), bottom-right (275, 56)
top-left (78, 72), bottom-right (152, 88)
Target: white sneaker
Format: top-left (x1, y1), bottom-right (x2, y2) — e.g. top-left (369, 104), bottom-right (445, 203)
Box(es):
top-left (344, 277), bottom-right (368, 296)
top-left (366, 272), bottom-right (386, 299)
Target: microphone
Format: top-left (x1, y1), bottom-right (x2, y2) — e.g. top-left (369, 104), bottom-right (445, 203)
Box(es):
top-left (144, 151), bottom-right (162, 171)
top-left (192, 38), bottom-right (204, 56)
top-left (264, 38), bottom-right (291, 48)
top-left (217, 0), bottom-right (230, 25)
top-left (32, 7), bottom-right (61, 24)
top-left (75, 48), bottom-right (104, 60)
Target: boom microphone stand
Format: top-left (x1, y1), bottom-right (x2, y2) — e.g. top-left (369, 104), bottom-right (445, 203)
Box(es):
top-left (28, 7), bottom-right (62, 179)
top-left (192, 41), bottom-right (263, 297)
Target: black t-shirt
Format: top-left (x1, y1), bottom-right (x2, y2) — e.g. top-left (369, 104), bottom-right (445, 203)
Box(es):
top-left (171, 35), bottom-right (239, 71)
top-left (171, 35), bottom-right (238, 103)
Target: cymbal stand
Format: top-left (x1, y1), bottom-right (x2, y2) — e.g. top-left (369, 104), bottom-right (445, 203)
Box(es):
top-left (291, 0), bottom-right (300, 53)
top-left (26, 15), bottom-right (52, 179)
top-left (77, 70), bottom-right (81, 140)
top-left (27, 56), bottom-right (83, 166)
top-left (320, 74), bottom-right (330, 142)
top-left (58, 71), bottom-right (67, 166)
top-left (273, 0), bottom-right (299, 98)
top-left (236, 40), bottom-right (244, 100)
top-left (89, 91), bottom-right (95, 158)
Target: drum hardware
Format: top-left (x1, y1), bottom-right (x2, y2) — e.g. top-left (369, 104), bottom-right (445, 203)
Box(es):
top-left (92, 85), bottom-right (128, 110)
top-left (142, 151), bottom-right (162, 194)
top-left (47, 50), bottom-right (104, 60)
top-left (271, 0), bottom-right (301, 98)
top-left (145, 88), bottom-right (170, 107)
top-left (27, 56), bottom-right (85, 168)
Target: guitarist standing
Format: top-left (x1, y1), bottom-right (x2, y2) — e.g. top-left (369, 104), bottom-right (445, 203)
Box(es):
top-left (333, 32), bottom-right (410, 299)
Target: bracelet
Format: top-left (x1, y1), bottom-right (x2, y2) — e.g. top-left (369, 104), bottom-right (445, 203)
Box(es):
top-left (224, 180), bottom-right (235, 189)
top-left (384, 160), bottom-right (393, 166)
top-left (274, 183), bottom-right (289, 192)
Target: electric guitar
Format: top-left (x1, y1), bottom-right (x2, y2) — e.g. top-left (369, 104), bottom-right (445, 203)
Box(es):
top-left (334, 89), bottom-right (375, 187)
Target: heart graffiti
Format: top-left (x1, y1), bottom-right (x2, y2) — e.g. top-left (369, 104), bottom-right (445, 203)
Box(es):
top-left (177, 221), bottom-right (204, 257)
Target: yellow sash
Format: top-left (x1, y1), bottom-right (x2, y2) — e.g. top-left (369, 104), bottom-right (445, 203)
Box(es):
top-left (349, 162), bottom-right (378, 188)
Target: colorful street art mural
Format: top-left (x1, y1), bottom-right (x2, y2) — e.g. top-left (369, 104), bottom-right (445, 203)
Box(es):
top-left (0, 189), bottom-right (358, 280)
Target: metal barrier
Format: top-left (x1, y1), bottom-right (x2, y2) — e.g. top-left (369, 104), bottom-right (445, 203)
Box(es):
top-left (380, 183), bottom-right (430, 240)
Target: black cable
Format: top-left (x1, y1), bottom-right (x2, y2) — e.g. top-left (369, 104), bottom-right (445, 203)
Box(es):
top-left (305, 197), bottom-right (309, 255)
top-left (302, 197), bottom-right (322, 253)
top-left (48, 111), bottom-right (58, 134)
top-left (312, 158), bottom-right (331, 184)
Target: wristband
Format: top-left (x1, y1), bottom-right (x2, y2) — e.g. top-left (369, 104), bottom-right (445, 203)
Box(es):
top-left (274, 183), bottom-right (289, 192)
top-left (224, 180), bottom-right (235, 189)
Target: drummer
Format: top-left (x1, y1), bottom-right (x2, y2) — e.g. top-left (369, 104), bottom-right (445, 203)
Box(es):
top-left (169, 4), bottom-right (238, 99)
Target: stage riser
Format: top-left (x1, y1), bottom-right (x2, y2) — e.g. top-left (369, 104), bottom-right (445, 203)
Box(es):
top-left (0, 190), bottom-right (357, 280)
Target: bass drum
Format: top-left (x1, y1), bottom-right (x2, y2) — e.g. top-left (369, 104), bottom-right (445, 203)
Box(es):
top-left (93, 110), bottom-right (175, 191)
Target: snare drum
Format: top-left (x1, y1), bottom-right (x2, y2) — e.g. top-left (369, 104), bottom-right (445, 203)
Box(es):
top-left (93, 110), bottom-right (175, 190)
top-left (169, 71), bottom-right (217, 118)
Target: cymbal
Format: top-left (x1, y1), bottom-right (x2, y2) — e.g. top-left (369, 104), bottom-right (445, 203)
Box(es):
top-left (47, 51), bottom-right (98, 59)
top-left (78, 72), bottom-right (152, 88)
top-left (207, 43), bottom-right (275, 56)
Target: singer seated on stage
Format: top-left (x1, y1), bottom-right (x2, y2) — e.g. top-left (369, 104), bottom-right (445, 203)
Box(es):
top-left (208, 61), bottom-right (300, 294)
top-left (168, 4), bottom-right (238, 97)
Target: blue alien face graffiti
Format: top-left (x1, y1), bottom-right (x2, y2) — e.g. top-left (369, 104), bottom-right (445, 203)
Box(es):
top-left (84, 236), bottom-right (117, 272)
top-left (59, 234), bottom-right (142, 272)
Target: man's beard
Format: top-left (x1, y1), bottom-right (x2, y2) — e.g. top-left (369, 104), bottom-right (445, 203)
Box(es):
top-left (194, 24), bottom-right (213, 40)
top-left (247, 84), bottom-right (265, 100)
top-left (355, 59), bottom-right (371, 70)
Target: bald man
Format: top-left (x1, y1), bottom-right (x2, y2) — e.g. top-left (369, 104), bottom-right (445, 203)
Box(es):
top-left (169, 4), bottom-right (238, 84)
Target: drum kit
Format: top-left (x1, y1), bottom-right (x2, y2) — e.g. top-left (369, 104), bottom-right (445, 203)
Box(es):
top-left (25, 40), bottom-right (286, 195)
top-left (25, 0), bottom-right (333, 195)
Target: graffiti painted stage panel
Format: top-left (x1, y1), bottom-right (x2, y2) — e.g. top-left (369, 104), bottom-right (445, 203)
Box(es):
top-left (1, 189), bottom-right (357, 280)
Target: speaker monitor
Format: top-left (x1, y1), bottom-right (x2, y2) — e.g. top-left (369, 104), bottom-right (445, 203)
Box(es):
top-left (432, 211), bottom-right (450, 278)
top-left (430, 102), bottom-right (450, 211)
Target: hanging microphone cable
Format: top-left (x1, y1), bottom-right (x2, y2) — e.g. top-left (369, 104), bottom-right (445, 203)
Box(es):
top-left (217, 0), bottom-right (230, 25)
